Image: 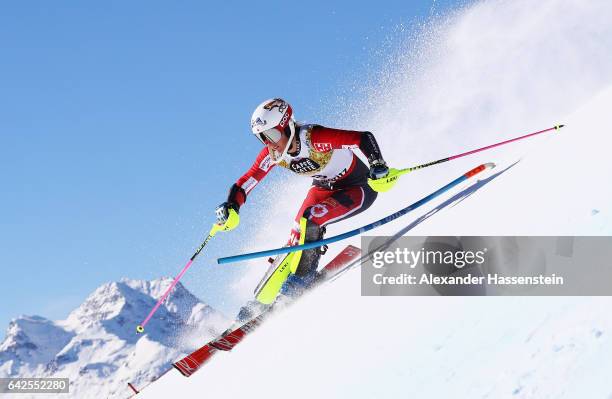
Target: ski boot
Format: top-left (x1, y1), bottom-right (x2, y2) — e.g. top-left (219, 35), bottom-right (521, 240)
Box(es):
top-left (279, 270), bottom-right (319, 298)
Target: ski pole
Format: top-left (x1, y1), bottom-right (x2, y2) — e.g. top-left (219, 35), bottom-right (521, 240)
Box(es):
top-left (136, 223), bottom-right (222, 334)
top-left (398, 124), bottom-right (565, 176)
top-left (369, 125), bottom-right (563, 193)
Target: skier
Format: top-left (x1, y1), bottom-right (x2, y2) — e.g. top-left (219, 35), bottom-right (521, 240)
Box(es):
top-left (215, 98), bottom-right (393, 303)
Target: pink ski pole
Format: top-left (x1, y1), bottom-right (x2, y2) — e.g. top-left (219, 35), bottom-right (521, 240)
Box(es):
top-left (398, 124), bottom-right (564, 174)
top-left (136, 223), bottom-right (222, 333)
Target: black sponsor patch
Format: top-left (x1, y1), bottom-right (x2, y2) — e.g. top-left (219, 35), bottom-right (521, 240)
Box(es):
top-left (289, 158), bottom-right (321, 174)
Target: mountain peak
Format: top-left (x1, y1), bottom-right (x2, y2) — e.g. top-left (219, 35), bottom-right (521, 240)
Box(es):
top-left (0, 315), bottom-right (74, 373)
top-left (0, 277), bottom-right (229, 396)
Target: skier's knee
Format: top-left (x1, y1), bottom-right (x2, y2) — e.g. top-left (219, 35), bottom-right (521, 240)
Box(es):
top-left (301, 208), bottom-right (326, 243)
top-left (302, 205), bottom-right (328, 227)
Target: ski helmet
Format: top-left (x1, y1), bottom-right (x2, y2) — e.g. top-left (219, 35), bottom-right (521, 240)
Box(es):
top-left (250, 98), bottom-right (296, 162)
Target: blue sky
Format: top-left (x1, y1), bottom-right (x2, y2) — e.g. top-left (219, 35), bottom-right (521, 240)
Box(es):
top-left (0, 1), bottom-right (459, 328)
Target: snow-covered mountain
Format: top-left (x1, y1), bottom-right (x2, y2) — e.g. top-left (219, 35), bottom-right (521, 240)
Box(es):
top-left (0, 278), bottom-right (229, 398)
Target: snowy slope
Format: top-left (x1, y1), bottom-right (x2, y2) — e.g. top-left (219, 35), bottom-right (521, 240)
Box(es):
top-left (0, 278), bottom-right (229, 399)
top-left (141, 0), bottom-right (612, 398)
top-left (140, 75), bottom-right (612, 399)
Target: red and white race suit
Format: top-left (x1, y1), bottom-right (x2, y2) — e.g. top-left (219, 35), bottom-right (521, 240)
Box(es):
top-left (226, 124), bottom-right (386, 243)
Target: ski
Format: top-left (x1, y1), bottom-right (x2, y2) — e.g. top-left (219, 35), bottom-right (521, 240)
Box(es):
top-left (172, 310), bottom-right (267, 377)
top-left (173, 244), bottom-right (361, 377)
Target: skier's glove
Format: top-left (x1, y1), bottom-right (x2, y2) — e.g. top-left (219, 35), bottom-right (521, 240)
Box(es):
top-left (215, 202), bottom-right (240, 231)
top-left (368, 161), bottom-right (389, 180)
top-left (368, 162), bottom-right (402, 193)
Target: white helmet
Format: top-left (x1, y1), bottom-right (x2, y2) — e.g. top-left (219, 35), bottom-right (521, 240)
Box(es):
top-left (250, 98), bottom-right (296, 162)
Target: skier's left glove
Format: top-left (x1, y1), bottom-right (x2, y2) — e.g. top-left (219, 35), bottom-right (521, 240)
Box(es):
top-left (215, 202), bottom-right (240, 231)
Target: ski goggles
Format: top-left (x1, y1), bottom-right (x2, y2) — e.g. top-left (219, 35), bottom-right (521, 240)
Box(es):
top-left (256, 124), bottom-right (291, 145)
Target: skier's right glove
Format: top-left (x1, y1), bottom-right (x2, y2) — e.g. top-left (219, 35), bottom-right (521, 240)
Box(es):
top-left (368, 161), bottom-right (389, 180)
top-left (215, 202), bottom-right (240, 231)
top-left (368, 161), bottom-right (401, 193)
